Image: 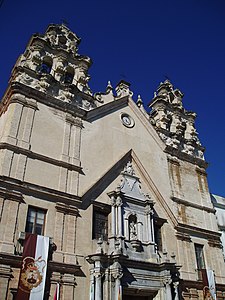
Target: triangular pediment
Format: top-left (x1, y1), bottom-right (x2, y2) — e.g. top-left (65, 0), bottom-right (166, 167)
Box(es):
top-left (81, 150), bottom-right (178, 227)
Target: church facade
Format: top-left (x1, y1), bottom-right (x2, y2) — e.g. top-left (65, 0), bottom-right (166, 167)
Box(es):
top-left (0, 24), bottom-right (225, 300)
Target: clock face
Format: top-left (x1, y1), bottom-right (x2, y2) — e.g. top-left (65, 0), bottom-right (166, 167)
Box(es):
top-left (120, 113), bottom-right (135, 128)
top-left (122, 115), bottom-right (131, 125)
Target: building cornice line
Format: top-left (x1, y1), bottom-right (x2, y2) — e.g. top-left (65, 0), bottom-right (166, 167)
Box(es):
top-left (175, 222), bottom-right (221, 240)
top-left (171, 196), bottom-right (215, 213)
top-left (0, 142), bottom-right (83, 173)
top-left (131, 150), bottom-right (178, 227)
top-left (0, 176), bottom-right (81, 207)
top-left (0, 187), bottom-right (24, 203)
top-left (164, 145), bottom-right (208, 168)
top-left (85, 96), bottom-right (128, 121)
top-left (0, 252), bottom-right (83, 276)
top-left (1, 82), bottom-right (88, 118)
top-left (128, 99), bottom-right (165, 151)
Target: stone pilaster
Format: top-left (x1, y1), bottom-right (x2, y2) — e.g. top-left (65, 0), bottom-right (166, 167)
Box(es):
top-left (59, 114), bottom-right (82, 194)
top-left (54, 202), bottom-right (79, 263)
top-left (0, 197), bottom-right (22, 253)
top-left (60, 273), bottom-right (76, 300)
top-left (0, 264), bottom-right (12, 300)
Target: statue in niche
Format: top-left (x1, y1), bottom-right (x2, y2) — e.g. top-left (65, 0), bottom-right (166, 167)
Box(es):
top-left (129, 215), bottom-right (137, 240)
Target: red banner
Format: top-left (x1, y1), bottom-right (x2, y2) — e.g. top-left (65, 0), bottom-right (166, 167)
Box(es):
top-left (16, 233), bottom-right (49, 300)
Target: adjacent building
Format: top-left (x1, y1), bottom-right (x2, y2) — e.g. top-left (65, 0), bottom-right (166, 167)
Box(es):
top-left (0, 24), bottom-right (225, 300)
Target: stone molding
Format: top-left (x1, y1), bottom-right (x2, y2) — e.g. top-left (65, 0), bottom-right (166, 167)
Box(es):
top-left (175, 222), bottom-right (221, 242)
top-left (0, 176), bottom-right (81, 206)
top-left (55, 202), bottom-right (79, 216)
top-left (86, 95), bottom-right (128, 122)
top-left (1, 82), bottom-right (87, 118)
top-left (208, 239), bottom-right (222, 248)
top-left (10, 93), bottom-right (38, 110)
top-left (164, 145), bottom-right (208, 168)
top-left (0, 187), bottom-right (24, 203)
top-left (171, 196), bottom-right (215, 213)
top-left (0, 252), bottom-right (83, 276)
top-left (0, 142), bottom-right (83, 173)
top-left (175, 232), bottom-right (192, 242)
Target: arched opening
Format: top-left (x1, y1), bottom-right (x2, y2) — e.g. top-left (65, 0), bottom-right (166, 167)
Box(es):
top-left (63, 66), bottom-right (74, 84)
top-left (39, 56), bottom-right (53, 74)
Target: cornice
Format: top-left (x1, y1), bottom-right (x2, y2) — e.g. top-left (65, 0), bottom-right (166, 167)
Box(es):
top-left (85, 96), bottom-right (128, 122)
top-left (131, 150), bottom-right (178, 227)
top-left (181, 279), bottom-right (225, 291)
top-left (48, 260), bottom-right (83, 276)
top-left (0, 252), bottom-right (83, 276)
top-left (55, 202), bottom-right (80, 216)
top-left (0, 142), bottom-right (83, 173)
top-left (128, 99), bottom-right (165, 151)
top-left (1, 81), bottom-right (88, 118)
top-left (164, 145), bottom-right (208, 169)
top-left (0, 176), bottom-right (81, 207)
top-left (175, 222), bottom-right (221, 241)
top-left (171, 196), bottom-right (215, 213)
top-left (0, 187), bottom-right (24, 203)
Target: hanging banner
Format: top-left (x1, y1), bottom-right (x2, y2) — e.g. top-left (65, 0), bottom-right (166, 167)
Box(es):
top-left (16, 233), bottom-right (49, 300)
top-left (53, 283), bottom-right (60, 300)
top-left (202, 269), bottom-right (217, 300)
top-left (206, 269), bottom-right (216, 300)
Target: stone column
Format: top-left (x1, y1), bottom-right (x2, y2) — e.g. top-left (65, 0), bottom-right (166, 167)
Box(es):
top-left (150, 210), bottom-right (155, 243)
top-left (117, 196), bottom-right (123, 237)
top-left (103, 268), bottom-right (110, 300)
top-left (95, 273), bottom-right (102, 300)
top-left (93, 260), bottom-right (103, 300)
top-left (111, 196), bottom-right (116, 237)
top-left (145, 205), bottom-right (152, 243)
top-left (89, 269), bottom-right (95, 300)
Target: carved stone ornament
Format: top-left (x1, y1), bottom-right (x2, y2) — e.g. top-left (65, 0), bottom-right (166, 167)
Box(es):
top-left (149, 80), bottom-right (205, 162)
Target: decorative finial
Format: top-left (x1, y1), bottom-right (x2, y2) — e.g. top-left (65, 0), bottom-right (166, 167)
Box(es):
top-left (106, 80), bottom-right (113, 93)
top-left (136, 95), bottom-right (143, 108)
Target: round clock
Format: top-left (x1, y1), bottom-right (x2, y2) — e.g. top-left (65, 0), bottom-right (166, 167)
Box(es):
top-left (120, 113), bottom-right (135, 128)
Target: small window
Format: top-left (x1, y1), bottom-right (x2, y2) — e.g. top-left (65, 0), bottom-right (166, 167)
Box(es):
top-left (93, 210), bottom-right (108, 241)
top-left (194, 244), bottom-right (205, 280)
top-left (25, 207), bottom-right (46, 235)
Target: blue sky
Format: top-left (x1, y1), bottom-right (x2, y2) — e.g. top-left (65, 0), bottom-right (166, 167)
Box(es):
top-left (0, 0), bottom-right (225, 195)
